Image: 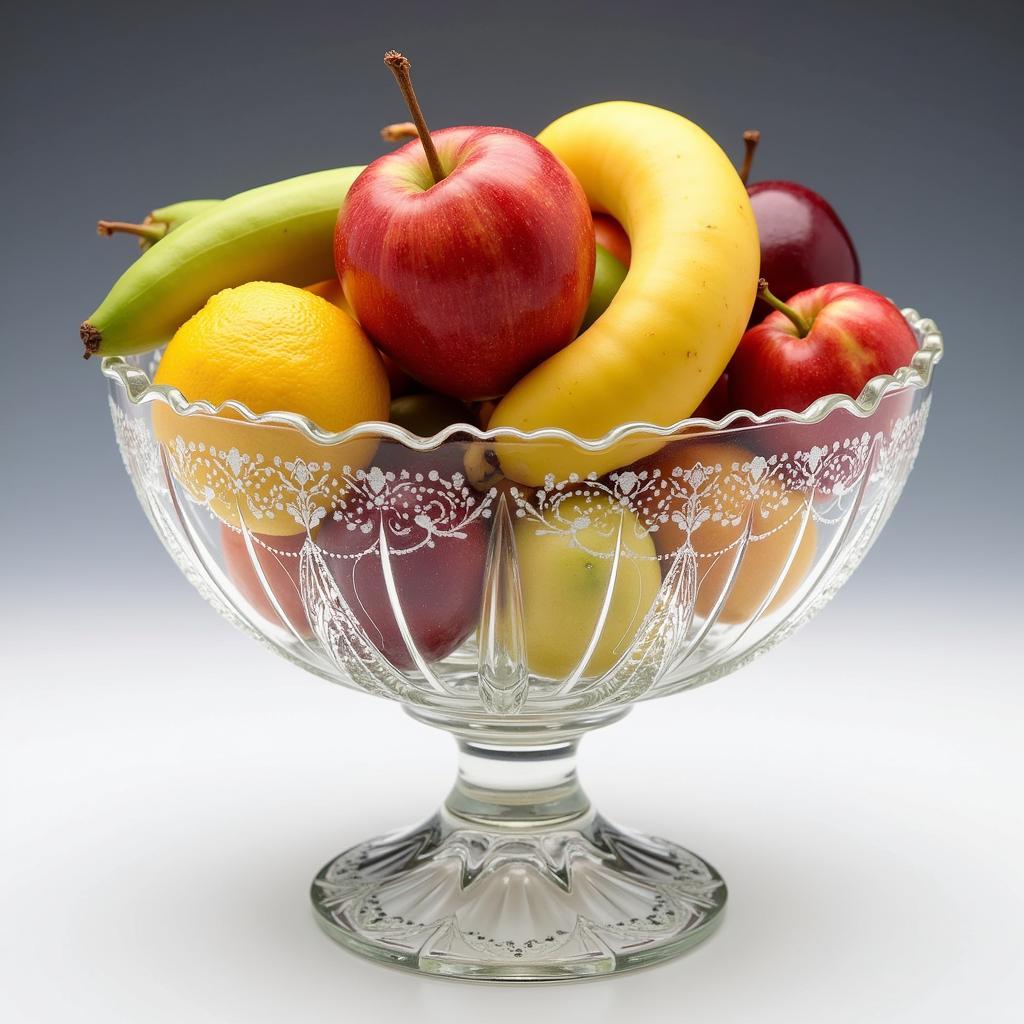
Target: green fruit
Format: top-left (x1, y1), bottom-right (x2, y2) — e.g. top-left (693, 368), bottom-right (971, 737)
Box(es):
top-left (579, 243), bottom-right (627, 332)
top-left (514, 494), bottom-right (661, 678)
top-left (145, 199), bottom-right (221, 246)
top-left (97, 199), bottom-right (220, 250)
top-left (389, 394), bottom-right (469, 436)
top-left (81, 166), bottom-right (364, 358)
top-left (148, 198), bottom-right (221, 231)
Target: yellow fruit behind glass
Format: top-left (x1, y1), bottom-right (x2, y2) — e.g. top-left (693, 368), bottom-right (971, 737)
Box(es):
top-left (645, 440), bottom-right (817, 623)
top-left (152, 281), bottom-right (389, 536)
top-left (515, 494), bottom-right (661, 679)
top-left (693, 502), bottom-right (816, 623)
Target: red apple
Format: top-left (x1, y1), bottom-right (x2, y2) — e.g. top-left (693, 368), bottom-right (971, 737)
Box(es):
top-left (307, 278), bottom-right (418, 396)
top-left (754, 387), bottom-right (917, 467)
top-left (592, 212), bottom-right (631, 268)
top-left (220, 524), bottom-right (311, 637)
top-left (729, 282), bottom-right (918, 416)
top-left (318, 441), bottom-right (488, 668)
top-left (337, 125), bottom-right (593, 400)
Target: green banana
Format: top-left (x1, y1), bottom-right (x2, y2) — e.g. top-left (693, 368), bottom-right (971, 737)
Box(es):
top-left (97, 199), bottom-right (221, 250)
top-left (150, 198), bottom-right (221, 230)
top-left (81, 166), bottom-right (364, 358)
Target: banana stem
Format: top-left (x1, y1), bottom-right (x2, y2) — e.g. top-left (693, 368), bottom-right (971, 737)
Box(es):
top-left (739, 129), bottom-right (760, 186)
top-left (80, 321), bottom-right (101, 359)
top-left (384, 50), bottom-right (446, 185)
top-left (97, 219), bottom-right (167, 243)
top-left (381, 121), bottom-right (419, 142)
top-left (758, 278), bottom-right (811, 337)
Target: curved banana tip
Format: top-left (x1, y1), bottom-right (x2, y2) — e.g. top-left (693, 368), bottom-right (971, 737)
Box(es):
top-left (80, 321), bottom-right (101, 359)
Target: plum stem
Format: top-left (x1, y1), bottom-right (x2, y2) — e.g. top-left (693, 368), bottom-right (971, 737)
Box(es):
top-left (384, 51), bottom-right (446, 184)
top-left (96, 219), bottom-right (166, 243)
top-left (381, 121), bottom-right (419, 142)
top-left (739, 129), bottom-right (760, 186)
top-left (758, 279), bottom-right (811, 337)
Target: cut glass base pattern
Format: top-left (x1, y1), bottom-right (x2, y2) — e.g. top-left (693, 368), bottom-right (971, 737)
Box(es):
top-left (312, 813), bottom-right (725, 981)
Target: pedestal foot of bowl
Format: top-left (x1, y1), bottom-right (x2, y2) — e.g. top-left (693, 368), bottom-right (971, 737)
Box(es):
top-left (310, 724), bottom-right (725, 981)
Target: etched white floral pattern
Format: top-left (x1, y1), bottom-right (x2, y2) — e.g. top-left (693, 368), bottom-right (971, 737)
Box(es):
top-left (327, 465), bottom-right (494, 556)
top-left (110, 398), bottom-right (930, 713)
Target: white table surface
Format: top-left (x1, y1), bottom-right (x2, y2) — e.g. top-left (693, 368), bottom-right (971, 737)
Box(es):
top-left (2, 587), bottom-right (1021, 1023)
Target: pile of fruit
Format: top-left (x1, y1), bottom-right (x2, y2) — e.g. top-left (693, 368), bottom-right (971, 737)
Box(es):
top-left (87, 52), bottom-right (921, 670)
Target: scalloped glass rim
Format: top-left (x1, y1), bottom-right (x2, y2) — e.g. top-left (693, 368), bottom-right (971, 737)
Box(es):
top-left (101, 307), bottom-right (942, 451)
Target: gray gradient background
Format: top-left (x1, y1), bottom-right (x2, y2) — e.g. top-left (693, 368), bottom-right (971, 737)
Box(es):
top-left (2, 2), bottom-right (1023, 1021)
top-left (2, 0), bottom-right (1021, 599)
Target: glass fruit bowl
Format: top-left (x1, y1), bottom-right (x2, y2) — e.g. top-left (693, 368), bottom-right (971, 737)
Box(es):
top-left (102, 308), bottom-right (942, 982)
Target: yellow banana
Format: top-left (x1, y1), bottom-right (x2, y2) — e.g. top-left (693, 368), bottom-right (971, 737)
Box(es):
top-left (490, 102), bottom-right (760, 484)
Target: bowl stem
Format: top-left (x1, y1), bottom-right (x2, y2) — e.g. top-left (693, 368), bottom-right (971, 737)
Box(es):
top-left (311, 711), bottom-right (727, 980)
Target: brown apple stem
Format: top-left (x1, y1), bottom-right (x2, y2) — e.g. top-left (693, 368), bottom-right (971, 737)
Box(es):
top-left (96, 219), bottom-right (167, 243)
top-left (383, 50), bottom-right (446, 184)
top-left (381, 121), bottom-right (419, 142)
top-left (758, 279), bottom-right (810, 337)
top-left (739, 130), bottom-right (760, 186)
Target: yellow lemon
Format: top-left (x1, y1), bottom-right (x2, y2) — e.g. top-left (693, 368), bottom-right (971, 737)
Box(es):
top-left (153, 281), bottom-right (389, 536)
top-left (515, 494), bottom-right (662, 679)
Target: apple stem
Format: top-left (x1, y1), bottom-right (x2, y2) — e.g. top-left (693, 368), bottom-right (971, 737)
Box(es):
top-left (739, 130), bottom-right (760, 185)
top-left (96, 218), bottom-right (167, 243)
top-left (383, 50), bottom-right (446, 185)
top-left (758, 278), bottom-right (811, 337)
top-left (380, 121), bottom-right (419, 143)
